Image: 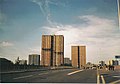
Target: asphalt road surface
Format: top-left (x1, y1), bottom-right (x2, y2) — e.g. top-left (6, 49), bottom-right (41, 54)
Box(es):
top-left (97, 69), bottom-right (120, 84)
top-left (0, 68), bottom-right (120, 83)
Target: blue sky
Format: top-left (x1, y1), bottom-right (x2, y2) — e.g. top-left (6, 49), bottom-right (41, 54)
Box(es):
top-left (0, 0), bottom-right (120, 64)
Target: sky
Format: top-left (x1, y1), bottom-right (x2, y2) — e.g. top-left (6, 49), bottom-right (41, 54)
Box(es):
top-left (0, 0), bottom-right (120, 64)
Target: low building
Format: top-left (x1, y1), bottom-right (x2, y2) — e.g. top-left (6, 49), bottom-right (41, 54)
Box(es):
top-left (19, 60), bottom-right (27, 65)
top-left (99, 61), bottom-right (105, 66)
top-left (108, 60), bottom-right (119, 66)
top-left (64, 58), bottom-right (71, 65)
top-left (0, 58), bottom-right (14, 71)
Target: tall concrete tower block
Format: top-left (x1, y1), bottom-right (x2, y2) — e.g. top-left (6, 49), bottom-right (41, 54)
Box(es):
top-left (71, 46), bottom-right (79, 68)
top-left (54, 35), bottom-right (64, 66)
top-left (41, 35), bottom-right (64, 66)
top-left (80, 46), bottom-right (86, 68)
top-left (41, 35), bottom-right (52, 66)
top-left (71, 46), bottom-right (86, 69)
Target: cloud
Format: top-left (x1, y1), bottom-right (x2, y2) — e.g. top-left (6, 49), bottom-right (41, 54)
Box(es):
top-left (44, 15), bottom-right (118, 44)
top-left (0, 41), bottom-right (14, 47)
top-left (31, 0), bottom-right (66, 27)
top-left (28, 47), bottom-right (40, 54)
top-left (31, 0), bottom-right (55, 26)
top-left (43, 15), bottom-right (120, 63)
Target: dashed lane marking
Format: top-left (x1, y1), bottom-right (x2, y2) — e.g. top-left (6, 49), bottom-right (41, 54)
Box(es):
top-left (101, 75), bottom-right (106, 84)
top-left (97, 68), bottom-right (100, 84)
top-left (67, 70), bottom-right (83, 76)
top-left (97, 74), bottom-right (100, 84)
top-left (13, 75), bottom-right (33, 79)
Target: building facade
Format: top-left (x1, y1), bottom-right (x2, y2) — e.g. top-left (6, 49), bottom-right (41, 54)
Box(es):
top-left (108, 60), bottom-right (119, 66)
top-left (99, 61), bottom-right (105, 66)
top-left (19, 60), bottom-right (27, 65)
top-left (29, 54), bottom-right (40, 65)
top-left (41, 35), bottom-right (64, 66)
top-left (64, 58), bottom-right (71, 65)
top-left (71, 46), bottom-right (86, 68)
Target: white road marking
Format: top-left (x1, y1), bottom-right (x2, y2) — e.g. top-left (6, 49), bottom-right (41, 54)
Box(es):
top-left (101, 75), bottom-right (106, 84)
top-left (113, 76), bottom-right (120, 78)
top-left (97, 68), bottom-right (100, 84)
top-left (13, 75), bottom-right (33, 79)
top-left (67, 70), bottom-right (83, 75)
top-left (110, 79), bottom-right (120, 84)
top-left (97, 74), bottom-right (100, 84)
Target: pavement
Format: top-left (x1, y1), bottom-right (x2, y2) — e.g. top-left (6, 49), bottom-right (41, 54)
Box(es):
top-left (0, 68), bottom-right (120, 83)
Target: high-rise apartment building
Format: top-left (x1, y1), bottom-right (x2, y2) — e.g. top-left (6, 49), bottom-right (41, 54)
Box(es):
top-left (41, 35), bottom-right (64, 66)
top-left (71, 46), bottom-right (86, 68)
top-left (29, 54), bottom-right (40, 65)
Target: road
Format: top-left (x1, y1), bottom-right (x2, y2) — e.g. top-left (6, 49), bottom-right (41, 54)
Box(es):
top-left (97, 69), bottom-right (120, 84)
top-left (0, 68), bottom-right (120, 83)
